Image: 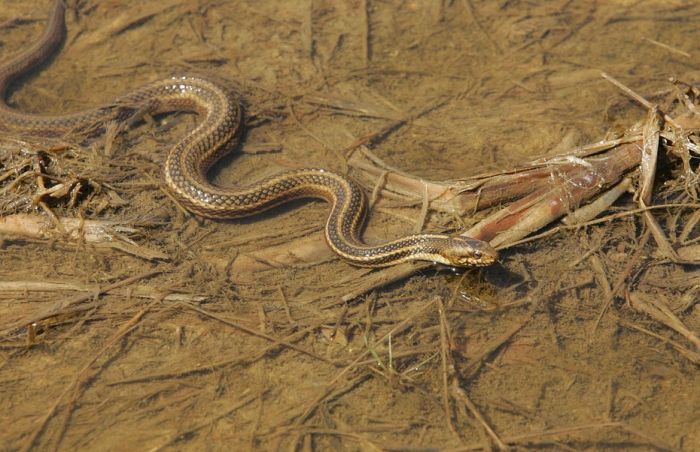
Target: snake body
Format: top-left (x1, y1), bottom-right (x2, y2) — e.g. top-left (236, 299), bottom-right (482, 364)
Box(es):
top-left (0, 0), bottom-right (497, 268)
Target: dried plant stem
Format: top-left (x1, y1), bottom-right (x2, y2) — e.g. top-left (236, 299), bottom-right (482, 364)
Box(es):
top-left (1, 269), bottom-right (161, 338)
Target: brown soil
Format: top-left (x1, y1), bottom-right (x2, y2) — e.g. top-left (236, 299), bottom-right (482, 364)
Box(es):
top-left (1, 0), bottom-right (699, 450)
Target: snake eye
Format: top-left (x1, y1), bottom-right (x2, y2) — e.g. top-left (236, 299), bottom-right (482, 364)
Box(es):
top-left (473, 250), bottom-right (482, 259)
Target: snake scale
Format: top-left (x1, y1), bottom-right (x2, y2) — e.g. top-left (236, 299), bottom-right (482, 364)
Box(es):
top-left (0, 0), bottom-right (497, 268)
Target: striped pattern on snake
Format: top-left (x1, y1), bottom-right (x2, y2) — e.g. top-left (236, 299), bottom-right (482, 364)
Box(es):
top-left (0, 0), bottom-right (498, 268)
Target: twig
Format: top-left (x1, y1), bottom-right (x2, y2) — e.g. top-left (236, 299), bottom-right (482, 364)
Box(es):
top-left (619, 320), bottom-right (700, 364)
top-left (414, 181), bottom-right (429, 234)
top-left (277, 286), bottom-right (297, 326)
top-left (179, 302), bottom-right (336, 365)
top-left (362, 0), bottom-right (370, 67)
top-left (642, 37), bottom-right (691, 58)
top-left (449, 421), bottom-right (675, 451)
top-left (591, 230), bottom-right (650, 335)
top-left (627, 291), bottom-right (700, 351)
top-left (638, 107), bottom-right (679, 260)
top-left (451, 381), bottom-right (507, 450)
top-left (601, 72), bottom-right (681, 129)
top-left (436, 297), bottom-right (459, 439)
top-left (1, 269), bottom-right (161, 338)
top-left (562, 178), bottom-right (632, 225)
top-left (500, 203), bottom-right (700, 251)
top-left (369, 170), bottom-right (388, 208)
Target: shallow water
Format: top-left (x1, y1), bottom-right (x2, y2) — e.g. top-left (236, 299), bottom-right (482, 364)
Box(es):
top-left (1, 0), bottom-right (699, 449)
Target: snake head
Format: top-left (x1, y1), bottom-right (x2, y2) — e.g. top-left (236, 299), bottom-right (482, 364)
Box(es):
top-left (442, 237), bottom-right (498, 267)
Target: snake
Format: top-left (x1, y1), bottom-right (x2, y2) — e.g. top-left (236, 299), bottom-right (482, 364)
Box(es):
top-left (0, 0), bottom-right (497, 268)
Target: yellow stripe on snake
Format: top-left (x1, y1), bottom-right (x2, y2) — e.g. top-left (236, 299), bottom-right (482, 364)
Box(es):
top-left (0, 0), bottom-right (497, 268)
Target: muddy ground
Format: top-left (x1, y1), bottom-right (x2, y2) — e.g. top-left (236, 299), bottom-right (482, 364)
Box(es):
top-left (1, 0), bottom-right (699, 450)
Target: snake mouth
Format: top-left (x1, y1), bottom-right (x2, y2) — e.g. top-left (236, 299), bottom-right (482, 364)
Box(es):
top-left (457, 257), bottom-right (497, 268)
